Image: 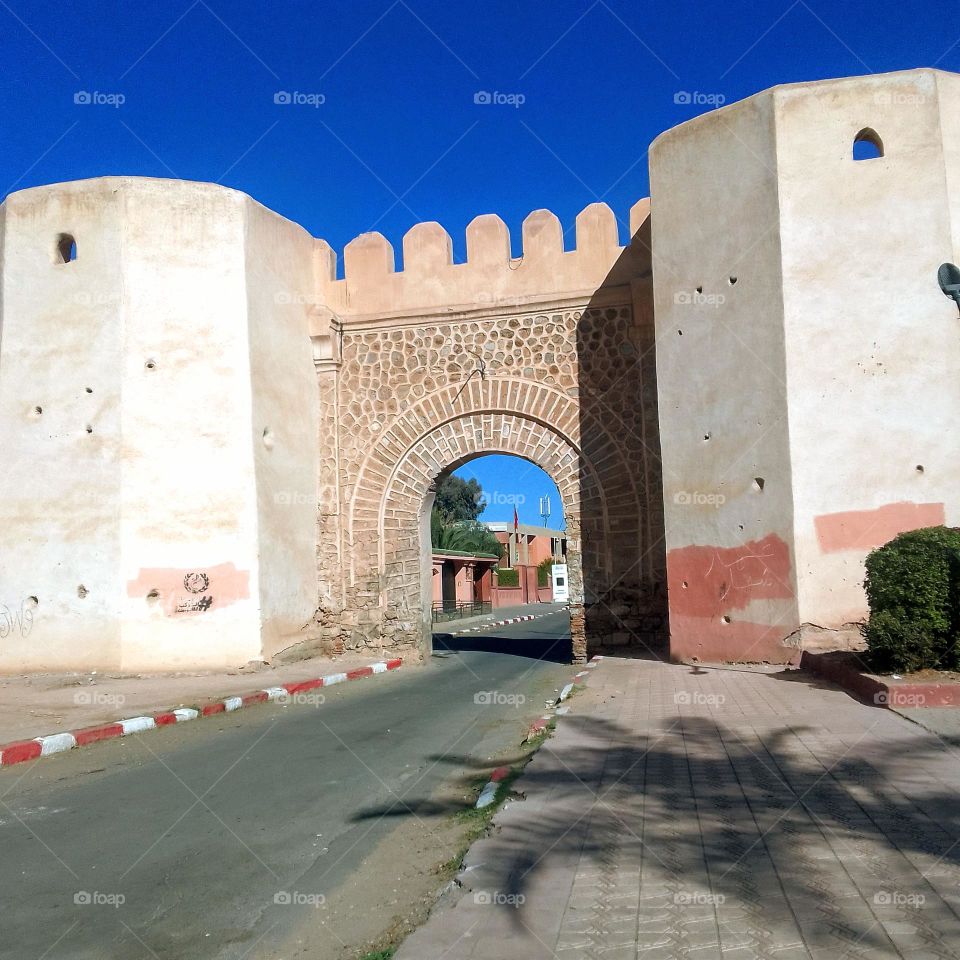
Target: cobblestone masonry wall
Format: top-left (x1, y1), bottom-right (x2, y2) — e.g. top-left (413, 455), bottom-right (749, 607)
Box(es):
top-left (311, 201), bottom-right (666, 661)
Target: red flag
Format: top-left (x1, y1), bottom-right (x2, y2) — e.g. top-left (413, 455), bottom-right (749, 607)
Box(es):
top-left (513, 506), bottom-right (519, 531)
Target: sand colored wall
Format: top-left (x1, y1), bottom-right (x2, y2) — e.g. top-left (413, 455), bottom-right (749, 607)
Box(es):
top-left (652, 68), bottom-right (960, 663)
top-left (243, 197), bottom-right (320, 660)
top-left (0, 180), bottom-right (127, 669)
top-left (777, 69), bottom-right (960, 631)
top-left (651, 88), bottom-right (798, 664)
top-left (0, 178), bottom-right (321, 671)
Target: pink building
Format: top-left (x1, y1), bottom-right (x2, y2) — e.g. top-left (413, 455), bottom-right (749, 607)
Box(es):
top-left (486, 522), bottom-right (566, 569)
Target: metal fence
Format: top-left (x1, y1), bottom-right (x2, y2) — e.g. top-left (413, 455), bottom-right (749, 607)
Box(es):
top-left (431, 600), bottom-right (492, 623)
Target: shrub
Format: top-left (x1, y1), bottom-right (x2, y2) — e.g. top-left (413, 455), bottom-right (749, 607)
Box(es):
top-left (862, 526), bottom-right (960, 673)
top-left (537, 557), bottom-right (555, 587)
top-left (496, 567), bottom-right (519, 588)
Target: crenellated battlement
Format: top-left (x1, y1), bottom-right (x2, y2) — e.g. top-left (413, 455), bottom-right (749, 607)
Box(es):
top-left (314, 199), bottom-right (651, 322)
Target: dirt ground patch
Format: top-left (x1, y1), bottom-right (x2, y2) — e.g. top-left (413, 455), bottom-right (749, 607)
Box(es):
top-left (261, 744), bottom-right (541, 960)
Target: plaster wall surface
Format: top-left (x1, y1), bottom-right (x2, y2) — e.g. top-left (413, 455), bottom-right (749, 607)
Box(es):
top-left (0, 180), bottom-right (126, 669)
top-left (652, 67), bottom-right (960, 663)
top-left (242, 197), bottom-right (320, 660)
top-left (651, 89), bottom-right (799, 663)
top-left (777, 69), bottom-right (960, 630)
top-left (0, 178), bottom-right (320, 671)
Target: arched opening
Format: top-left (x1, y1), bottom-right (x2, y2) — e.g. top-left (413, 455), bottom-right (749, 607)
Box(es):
top-left (853, 128), bottom-right (884, 161)
top-left (426, 453), bottom-right (572, 661)
top-left (54, 233), bottom-right (77, 264)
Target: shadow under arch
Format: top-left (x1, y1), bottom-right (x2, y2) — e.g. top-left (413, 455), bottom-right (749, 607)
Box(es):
top-left (576, 202), bottom-right (668, 657)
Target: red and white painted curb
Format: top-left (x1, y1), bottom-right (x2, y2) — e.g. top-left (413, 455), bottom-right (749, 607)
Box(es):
top-left (448, 606), bottom-right (568, 637)
top-left (475, 765), bottom-right (512, 808)
top-left (0, 658), bottom-right (403, 768)
top-left (472, 656), bottom-right (605, 805)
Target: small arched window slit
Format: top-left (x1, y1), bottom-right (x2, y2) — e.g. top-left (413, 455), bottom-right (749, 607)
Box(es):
top-left (54, 234), bottom-right (77, 264)
top-left (853, 128), bottom-right (884, 161)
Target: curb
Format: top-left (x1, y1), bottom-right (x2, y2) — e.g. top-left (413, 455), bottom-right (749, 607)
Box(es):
top-left (0, 658), bottom-right (403, 768)
top-left (475, 655), bottom-right (605, 806)
top-left (801, 650), bottom-right (960, 708)
top-left (475, 765), bottom-right (512, 808)
top-left (446, 606), bottom-right (568, 637)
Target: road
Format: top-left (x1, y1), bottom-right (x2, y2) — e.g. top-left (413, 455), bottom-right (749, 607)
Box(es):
top-left (0, 609), bottom-right (572, 960)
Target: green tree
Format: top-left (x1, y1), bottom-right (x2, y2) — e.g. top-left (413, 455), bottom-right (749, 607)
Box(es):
top-left (430, 512), bottom-right (502, 558)
top-left (433, 474), bottom-right (484, 524)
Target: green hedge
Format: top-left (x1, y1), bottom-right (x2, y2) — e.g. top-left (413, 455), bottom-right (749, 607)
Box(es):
top-left (863, 526), bottom-right (960, 673)
top-left (537, 557), bottom-right (554, 587)
top-left (496, 567), bottom-right (519, 588)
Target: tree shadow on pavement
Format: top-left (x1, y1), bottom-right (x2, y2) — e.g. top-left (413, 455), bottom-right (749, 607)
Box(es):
top-left (353, 712), bottom-right (960, 954)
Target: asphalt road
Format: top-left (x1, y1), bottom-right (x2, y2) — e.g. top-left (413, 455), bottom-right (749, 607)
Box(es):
top-left (0, 609), bottom-right (572, 960)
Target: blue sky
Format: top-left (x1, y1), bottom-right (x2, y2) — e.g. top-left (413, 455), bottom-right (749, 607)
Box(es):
top-left (455, 455), bottom-right (564, 529)
top-left (2, 0), bottom-right (954, 521)
top-left (2, 0), bottom-right (956, 261)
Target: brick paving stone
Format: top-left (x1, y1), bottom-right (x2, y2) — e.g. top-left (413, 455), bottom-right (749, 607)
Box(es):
top-left (396, 658), bottom-right (960, 959)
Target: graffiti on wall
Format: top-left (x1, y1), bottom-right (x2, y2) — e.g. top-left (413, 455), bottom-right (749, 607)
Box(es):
top-left (126, 563), bottom-right (250, 616)
top-left (0, 599), bottom-right (35, 638)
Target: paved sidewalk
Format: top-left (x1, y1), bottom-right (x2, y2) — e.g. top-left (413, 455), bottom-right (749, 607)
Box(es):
top-left (0, 649), bottom-right (409, 743)
top-left (398, 657), bottom-right (960, 959)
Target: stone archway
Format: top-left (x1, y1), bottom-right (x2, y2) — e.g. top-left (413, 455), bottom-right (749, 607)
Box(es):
top-left (341, 372), bottom-right (643, 662)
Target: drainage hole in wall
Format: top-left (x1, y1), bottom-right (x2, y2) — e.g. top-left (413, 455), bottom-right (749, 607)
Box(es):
top-left (738, 524), bottom-right (744, 531)
top-left (722, 615), bottom-right (731, 624)
top-left (85, 425), bottom-right (93, 434)
top-left (85, 387), bottom-right (93, 394)
top-left (262, 427), bottom-right (275, 450)
top-left (753, 477), bottom-right (765, 492)
top-left (25, 596), bottom-right (38, 609)
top-left (696, 285), bottom-right (703, 294)
top-left (681, 580), bottom-right (688, 589)
top-left (916, 464), bottom-right (925, 473)
top-left (31, 405), bottom-right (43, 417)
top-left (145, 359), bottom-right (157, 371)
top-left (77, 585), bottom-right (88, 599)
top-left (146, 589), bottom-right (160, 604)
top-left (703, 433), bottom-right (711, 442)
top-left (677, 329), bottom-right (683, 336)
top-left (729, 276), bottom-right (738, 285)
